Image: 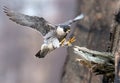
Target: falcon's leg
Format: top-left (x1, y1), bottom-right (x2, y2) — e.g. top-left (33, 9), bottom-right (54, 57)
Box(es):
top-left (60, 36), bottom-right (76, 46)
top-left (67, 36), bottom-right (76, 46)
top-left (60, 38), bottom-right (66, 46)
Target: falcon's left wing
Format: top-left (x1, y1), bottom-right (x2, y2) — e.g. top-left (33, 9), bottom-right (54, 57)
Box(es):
top-left (3, 6), bottom-right (55, 36)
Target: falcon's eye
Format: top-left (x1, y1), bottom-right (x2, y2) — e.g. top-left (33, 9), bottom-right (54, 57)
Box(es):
top-left (64, 28), bottom-right (68, 32)
top-left (114, 10), bottom-right (120, 23)
top-left (64, 26), bottom-right (70, 32)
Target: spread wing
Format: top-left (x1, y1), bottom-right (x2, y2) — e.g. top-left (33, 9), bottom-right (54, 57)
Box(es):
top-left (60, 14), bottom-right (84, 25)
top-left (3, 6), bottom-right (55, 36)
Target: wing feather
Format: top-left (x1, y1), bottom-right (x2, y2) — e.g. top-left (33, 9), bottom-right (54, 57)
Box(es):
top-left (3, 6), bottom-right (55, 36)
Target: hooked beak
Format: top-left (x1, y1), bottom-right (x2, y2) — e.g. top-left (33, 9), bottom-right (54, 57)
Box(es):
top-left (66, 29), bottom-right (70, 33)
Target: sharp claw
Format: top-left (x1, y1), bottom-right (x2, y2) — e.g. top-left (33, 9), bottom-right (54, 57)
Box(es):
top-left (67, 41), bottom-right (72, 46)
top-left (70, 36), bottom-right (76, 43)
top-left (72, 36), bottom-right (75, 40)
top-left (60, 36), bottom-right (76, 46)
top-left (71, 39), bottom-right (76, 42)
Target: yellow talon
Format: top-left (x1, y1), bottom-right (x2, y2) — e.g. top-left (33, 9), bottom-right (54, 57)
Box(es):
top-left (60, 36), bottom-right (76, 46)
top-left (66, 36), bottom-right (76, 46)
top-left (67, 41), bottom-right (72, 46)
top-left (70, 36), bottom-right (76, 43)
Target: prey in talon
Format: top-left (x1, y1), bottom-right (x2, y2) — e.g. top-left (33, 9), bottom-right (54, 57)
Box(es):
top-left (3, 6), bottom-right (84, 58)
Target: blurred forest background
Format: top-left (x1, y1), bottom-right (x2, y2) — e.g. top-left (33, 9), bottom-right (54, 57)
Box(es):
top-left (0, 0), bottom-right (120, 83)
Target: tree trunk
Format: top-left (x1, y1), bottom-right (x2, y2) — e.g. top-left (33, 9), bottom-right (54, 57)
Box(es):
top-left (114, 43), bottom-right (120, 83)
top-left (62, 0), bottom-right (118, 83)
top-left (113, 15), bottom-right (120, 83)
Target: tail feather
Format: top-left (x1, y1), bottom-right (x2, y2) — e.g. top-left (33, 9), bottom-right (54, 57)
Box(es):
top-left (35, 50), bottom-right (42, 58)
top-left (35, 48), bottom-right (50, 58)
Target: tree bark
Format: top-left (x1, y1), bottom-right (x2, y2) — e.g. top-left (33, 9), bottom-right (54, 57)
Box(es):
top-left (113, 21), bottom-right (120, 83)
top-left (62, 0), bottom-right (118, 83)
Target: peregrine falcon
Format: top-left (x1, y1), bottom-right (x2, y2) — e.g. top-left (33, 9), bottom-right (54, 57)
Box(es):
top-left (3, 6), bottom-right (84, 58)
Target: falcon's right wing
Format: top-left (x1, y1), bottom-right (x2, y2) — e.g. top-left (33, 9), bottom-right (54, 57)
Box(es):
top-left (3, 6), bottom-right (55, 36)
top-left (61, 14), bottom-right (84, 25)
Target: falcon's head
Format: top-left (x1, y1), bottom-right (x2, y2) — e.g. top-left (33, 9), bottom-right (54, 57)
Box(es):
top-left (59, 24), bottom-right (70, 33)
top-left (56, 14), bottom-right (84, 36)
top-left (56, 24), bottom-right (71, 36)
